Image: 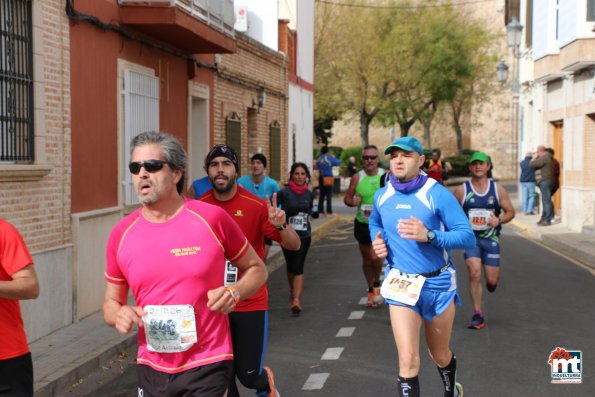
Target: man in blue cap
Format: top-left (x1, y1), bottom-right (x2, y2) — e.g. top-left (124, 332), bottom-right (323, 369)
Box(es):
top-left (370, 136), bottom-right (474, 397)
top-left (453, 151), bottom-right (515, 330)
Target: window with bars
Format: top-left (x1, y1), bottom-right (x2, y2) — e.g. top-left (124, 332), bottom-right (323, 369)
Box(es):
top-left (122, 69), bottom-right (160, 205)
top-left (269, 120), bottom-right (281, 181)
top-left (0, 0), bottom-right (33, 162)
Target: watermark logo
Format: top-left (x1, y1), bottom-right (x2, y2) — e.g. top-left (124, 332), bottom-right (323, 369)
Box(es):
top-left (548, 347), bottom-right (582, 384)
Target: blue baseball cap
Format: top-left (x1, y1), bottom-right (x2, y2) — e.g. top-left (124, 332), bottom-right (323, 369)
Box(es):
top-left (384, 136), bottom-right (424, 155)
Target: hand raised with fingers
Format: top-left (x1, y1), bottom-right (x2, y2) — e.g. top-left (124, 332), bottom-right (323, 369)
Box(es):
top-left (265, 193), bottom-right (287, 227)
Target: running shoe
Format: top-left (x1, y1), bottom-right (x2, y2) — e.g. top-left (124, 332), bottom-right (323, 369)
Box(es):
top-left (455, 382), bottom-right (464, 396)
top-left (466, 314), bottom-right (485, 329)
top-left (366, 291), bottom-right (374, 307)
top-left (263, 366), bottom-right (280, 397)
top-left (372, 286), bottom-right (383, 306)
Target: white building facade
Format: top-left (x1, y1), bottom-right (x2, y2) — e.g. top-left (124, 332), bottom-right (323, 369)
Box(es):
top-left (528, 0), bottom-right (595, 232)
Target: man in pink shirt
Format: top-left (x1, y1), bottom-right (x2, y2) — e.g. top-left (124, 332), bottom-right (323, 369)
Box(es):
top-left (103, 131), bottom-right (267, 397)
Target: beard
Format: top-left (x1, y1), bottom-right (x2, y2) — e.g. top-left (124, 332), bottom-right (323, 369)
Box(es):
top-left (210, 174), bottom-right (236, 194)
top-left (136, 180), bottom-right (160, 205)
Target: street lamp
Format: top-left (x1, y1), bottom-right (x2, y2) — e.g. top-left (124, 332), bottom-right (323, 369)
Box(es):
top-left (502, 17), bottom-right (524, 179)
top-left (496, 61), bottom-right (509, 84)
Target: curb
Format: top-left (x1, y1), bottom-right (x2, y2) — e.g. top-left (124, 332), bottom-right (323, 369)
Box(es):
top-left (34, 331), bottom-right (137, 397)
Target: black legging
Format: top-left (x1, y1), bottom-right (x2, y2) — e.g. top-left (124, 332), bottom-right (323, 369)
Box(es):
top-left (282, 236), bottom-right (311, 275)
top-left (227, 311), bottom-right (269, 396)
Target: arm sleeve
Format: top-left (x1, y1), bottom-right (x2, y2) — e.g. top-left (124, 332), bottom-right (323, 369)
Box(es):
top-left (432, 189), bottom-right (476, 250)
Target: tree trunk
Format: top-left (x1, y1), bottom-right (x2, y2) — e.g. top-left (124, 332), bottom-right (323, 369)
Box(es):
top-left (360, 115), bottom-right (370, 147)
top-left (422, 118), bottom-right (432, 149)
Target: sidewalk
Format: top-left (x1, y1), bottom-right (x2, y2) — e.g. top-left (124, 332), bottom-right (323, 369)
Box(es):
top-left (31, 189), bottom-right (595, 396)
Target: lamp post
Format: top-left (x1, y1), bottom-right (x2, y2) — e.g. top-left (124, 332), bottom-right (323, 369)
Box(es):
top-left (501, 17), bottom-right (523, 178)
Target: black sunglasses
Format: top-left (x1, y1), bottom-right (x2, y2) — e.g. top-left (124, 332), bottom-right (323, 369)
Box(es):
top-left (128, 160), bottom-right (169, 175)
top-left (362, 155), bottom-right (378, 160)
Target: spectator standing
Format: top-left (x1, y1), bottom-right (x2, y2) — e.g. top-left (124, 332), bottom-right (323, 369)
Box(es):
top-left (186, 175), bottom-right (212, 199)
top-left (545, 147), bottom-right (561, 196)
top-left (0, 219), bottom-right (40, 397)
top-left (519, 152), bottom-right (537, 215)
top-left (347, 156), bottom-right (358, 178)
top-left (530, 145), bottom-right (555, 226)
top-left (277, 162), bottom-right (318, 314)
top-left (103, 132), bottom-right (268, 396)
top-left (238, 153), bottom-right (281, 260)
top-left (315, 146), bottom-right (340, 215)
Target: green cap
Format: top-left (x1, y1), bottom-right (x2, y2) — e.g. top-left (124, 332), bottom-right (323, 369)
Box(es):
top-left (468, 151), bottom-right (490, 163)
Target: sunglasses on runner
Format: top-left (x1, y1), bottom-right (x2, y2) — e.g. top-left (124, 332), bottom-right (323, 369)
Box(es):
top-left (128, 160), bottom-right (169, 175)
top-left (362, 155), bottom-right (378, 160)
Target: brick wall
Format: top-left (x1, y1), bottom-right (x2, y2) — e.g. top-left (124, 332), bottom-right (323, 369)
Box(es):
top-left (214, 33), bottom-right (289, 182)
top-left (0, 0), bottom-right (71, 252)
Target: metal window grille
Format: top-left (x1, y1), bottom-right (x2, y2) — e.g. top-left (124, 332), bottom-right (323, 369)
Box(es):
top-left (0, 0), bottom-right (33, 162)
top-left (269, 120), bottom-right (281, 181)
top-left (225, 112), bottom-right (241, 166)
top-left (122, 69), bottom-right (160, 205)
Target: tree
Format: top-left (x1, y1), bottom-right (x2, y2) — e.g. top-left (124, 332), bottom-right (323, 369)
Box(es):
top-left (315, 1), bottom-right (398, 146)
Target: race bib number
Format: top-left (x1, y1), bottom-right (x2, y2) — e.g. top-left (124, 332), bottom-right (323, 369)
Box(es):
top-left (360, 204), bottom-right (373, 219)
top-left (380, 268), bottom-right (426, 306)
top-left (143, 305), bottom-right (197, 353)
top-left (224, 260), bottom-right (238, 287)
top-left (289, 212), bottom-right (308, 231)
top-left (468, 208), bottom-right (493, 231)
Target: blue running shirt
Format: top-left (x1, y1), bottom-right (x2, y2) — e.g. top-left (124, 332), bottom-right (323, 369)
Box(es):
top-left (460, 179), bottom-right (501, 239)
top-left (369, 178), bottom-right (475, 290)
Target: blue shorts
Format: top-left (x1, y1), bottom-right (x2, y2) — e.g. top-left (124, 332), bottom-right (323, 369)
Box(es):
top-left (464, 236), bottom-right (500, 266)
top-left (386, 289), bottom-right (460, 321)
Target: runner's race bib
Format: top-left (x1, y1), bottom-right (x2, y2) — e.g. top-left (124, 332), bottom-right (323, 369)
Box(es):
top-left (224, 260), bottom-right (238, 287)
top-left (380, 268), bottom-right (426, 306)
top-left (289, 212), bottom-right (308, 231)
top-left (360, 204), bottom-right (373, 219)
top-left (468, 208), bottom-right (493, 231)
top-left (143, 305), bottom-right (197, 353)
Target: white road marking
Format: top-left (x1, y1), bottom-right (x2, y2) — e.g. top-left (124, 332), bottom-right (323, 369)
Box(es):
top-left (336, 327), bottom-right (355, 337)
top-left (348, 310), bottom-right (365, 320)
top-left (302, 373), bottom-right (330, 390)
top-left (321, 347), bottom-right (344, 360)
top-left (359, 297), bottom-right (368, 305)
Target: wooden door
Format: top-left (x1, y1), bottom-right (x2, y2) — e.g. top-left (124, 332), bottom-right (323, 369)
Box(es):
top-left (553, 122), bottom-right (563, 215)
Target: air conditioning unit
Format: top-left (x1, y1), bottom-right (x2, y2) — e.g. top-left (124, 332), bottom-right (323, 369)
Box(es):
top-left (235, 6), bottom-right (248, 32)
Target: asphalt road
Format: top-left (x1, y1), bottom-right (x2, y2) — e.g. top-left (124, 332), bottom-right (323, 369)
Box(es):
top-left (64, 217), bottom-right (594, 396)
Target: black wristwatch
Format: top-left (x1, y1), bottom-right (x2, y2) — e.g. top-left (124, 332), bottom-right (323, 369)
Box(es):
top-left (276, 223), bottom-right (287, 231)
top-left (426, 230), bottom-right (436, 244)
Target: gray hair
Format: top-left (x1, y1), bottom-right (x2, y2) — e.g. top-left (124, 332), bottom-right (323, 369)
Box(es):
top-left (130, 131), bottom-right (187, 194)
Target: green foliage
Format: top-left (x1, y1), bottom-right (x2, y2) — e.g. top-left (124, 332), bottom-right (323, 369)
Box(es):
top-left (340, 146), bottom-right (363, 166)
top-left (314, 114), bottom-right (335, 145)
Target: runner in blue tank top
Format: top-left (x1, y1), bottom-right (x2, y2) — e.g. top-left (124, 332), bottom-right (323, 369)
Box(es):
top-left (369, 137), bottom-right (475, 397)
top-left (453, 151), bottom-right (515, 330)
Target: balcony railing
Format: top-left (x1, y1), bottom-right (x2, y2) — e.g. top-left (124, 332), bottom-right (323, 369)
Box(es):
top-left (118, 0), bottom-right (235, 37)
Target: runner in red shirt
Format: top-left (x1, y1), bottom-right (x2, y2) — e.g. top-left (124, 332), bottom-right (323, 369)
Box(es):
top-left (0, 219), bottom-right (40, 397)
top-left (201, 144), bottom-right (300, 397)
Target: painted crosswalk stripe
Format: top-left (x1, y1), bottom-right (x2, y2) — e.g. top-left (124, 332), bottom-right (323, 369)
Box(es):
top-left (348, 310), bottom-right (365, 320)
top-left (321, 347), bottom-right (344, 360)
top-left (336, 327), bottom-right (355, 337)
top-left (359, 297), bottom-right (368, 305)
top-left (302, 373), bottom-right (330, 390)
